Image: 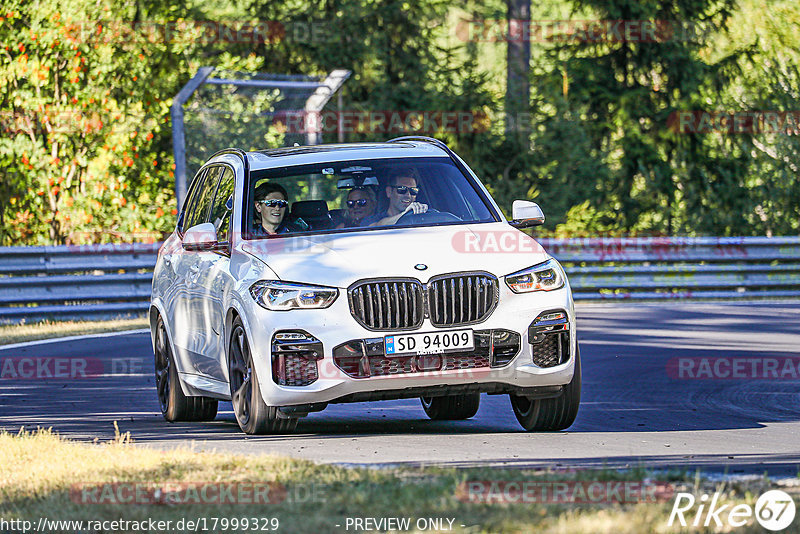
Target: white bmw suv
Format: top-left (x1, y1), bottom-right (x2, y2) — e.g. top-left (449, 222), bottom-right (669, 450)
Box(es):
top-left (150, 137), bottom-right (580, 434)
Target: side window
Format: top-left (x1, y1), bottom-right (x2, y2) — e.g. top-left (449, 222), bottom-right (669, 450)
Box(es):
top-left (179, 168), bottom-right (206, 233)
top-left (209, 167), bottom-right (235, 241)
top-left (186, 166), bottom-right (221, 229)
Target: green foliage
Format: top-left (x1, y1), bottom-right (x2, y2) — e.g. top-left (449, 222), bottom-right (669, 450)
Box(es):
top-left (523, 0), bottom-right (800, 236)
top-left (0, 0), bottom-right (198, 244)
top-left (1, 0), bottom-right (798, 243)
top-left (708, 0), bottom-right (800, 236)
top-left (554, 201), bottom-right (619, 237)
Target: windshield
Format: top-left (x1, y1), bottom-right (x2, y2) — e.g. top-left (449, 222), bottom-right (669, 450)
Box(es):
top-left (244, 156), bottom-right (498, 238)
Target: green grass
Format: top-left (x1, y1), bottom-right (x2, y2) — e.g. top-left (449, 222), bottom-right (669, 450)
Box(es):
top-left (1, 429), bottom-right (796, 533)
top-left (0, 318), bottom-right (148, 345)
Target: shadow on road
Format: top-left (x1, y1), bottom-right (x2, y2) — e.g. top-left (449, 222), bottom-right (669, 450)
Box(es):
top-left (1, 303), bottom-right (799, 475)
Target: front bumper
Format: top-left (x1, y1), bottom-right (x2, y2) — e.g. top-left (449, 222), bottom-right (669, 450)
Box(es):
top-left (244, 282), bottom-right (576, 407)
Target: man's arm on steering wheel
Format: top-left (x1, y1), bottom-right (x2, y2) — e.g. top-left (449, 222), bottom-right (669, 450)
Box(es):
top-left (369, 202), bottom-right (428, 226)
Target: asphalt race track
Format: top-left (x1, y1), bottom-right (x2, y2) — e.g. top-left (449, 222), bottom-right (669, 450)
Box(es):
top-left (2, 303), bottom-right (799, 476)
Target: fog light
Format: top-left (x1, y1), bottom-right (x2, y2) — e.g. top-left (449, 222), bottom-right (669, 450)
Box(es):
top-left (275, 332), bottom-right (315, 341)
top-left (537, 312), bottom-right (566, 323)
top-left (272, 330), bottom-right (322, 386)
top-left (528, 310), bottom-right (570, 367)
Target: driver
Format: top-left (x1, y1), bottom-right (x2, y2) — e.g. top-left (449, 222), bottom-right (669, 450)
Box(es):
top-left (252, 182), bottom-right (290, 236)
top-left (363, 169), bottom-right (428, 226)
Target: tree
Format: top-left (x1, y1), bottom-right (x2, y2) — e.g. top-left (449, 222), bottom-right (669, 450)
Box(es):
top-left (0, 0), bottom-right (198, 244)
top-left (526, 0), bottom-right (799, 236)
top-left (505, 0), bottom-right (530, 137)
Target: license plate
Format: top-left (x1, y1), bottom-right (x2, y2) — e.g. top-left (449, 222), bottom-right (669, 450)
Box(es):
top-left (385, 329), bottom-right (474, 357)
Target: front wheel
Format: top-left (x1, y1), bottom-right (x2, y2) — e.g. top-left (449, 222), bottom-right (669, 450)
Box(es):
top-left (510, 346), bottom-right (581, 431)
top-left (229, 318), bottom-right (298, 435)
top-left (420, 394), bottom-right (480, 420)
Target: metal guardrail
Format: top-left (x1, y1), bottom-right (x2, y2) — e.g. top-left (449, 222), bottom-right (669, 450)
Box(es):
top-left (0, 237), bottom-right (799, 323)
top-left (539, 236), bottom-right (800, 300)
top-left (0, 244), bottom-right (159, 323)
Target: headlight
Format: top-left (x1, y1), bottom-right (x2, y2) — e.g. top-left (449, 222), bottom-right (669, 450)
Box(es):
top-left (505, 259), bottom-right (565, 293)
top-left (249, 281), bottom-right (339, 311)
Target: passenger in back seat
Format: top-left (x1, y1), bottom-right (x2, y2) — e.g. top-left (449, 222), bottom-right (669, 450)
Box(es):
top-left (337, 187), bottom-right (377, 228)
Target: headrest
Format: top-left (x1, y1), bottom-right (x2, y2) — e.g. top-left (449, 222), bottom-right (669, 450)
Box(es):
top-left (291, 200), bottom-right (329, 219)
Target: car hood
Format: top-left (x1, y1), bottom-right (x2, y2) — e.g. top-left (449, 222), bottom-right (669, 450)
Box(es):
top-left (237, 222), bottom-right (550, 288)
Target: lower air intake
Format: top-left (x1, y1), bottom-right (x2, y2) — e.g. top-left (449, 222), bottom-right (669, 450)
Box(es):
top-left (272, 331), bottom-right (323, 386)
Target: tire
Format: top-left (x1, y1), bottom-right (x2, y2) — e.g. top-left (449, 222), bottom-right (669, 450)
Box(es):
top-left (420, 394), bottom-right (480, 420)
top-left (228, 318), bottom-right (298, 435)
top-left (510, 346), bottom-right (581, 431)
top-left (154, 315), bottom-right (218, 422)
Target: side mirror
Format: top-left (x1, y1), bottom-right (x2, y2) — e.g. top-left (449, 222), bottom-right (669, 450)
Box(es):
top-left (509, 200), bottom-right (545, 229)
top-left (182, 222), bottom-right (219, 251)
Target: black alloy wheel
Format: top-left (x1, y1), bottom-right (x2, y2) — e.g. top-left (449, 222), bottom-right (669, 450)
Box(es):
top-left (229, 322), bottom-right (253, 429)
top-left (154, 317), bottom-right (171, 414)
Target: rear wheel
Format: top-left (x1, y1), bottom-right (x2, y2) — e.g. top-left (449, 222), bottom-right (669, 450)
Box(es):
top-left (229, 318), bottom-right (298, 435)
top-left (154, 315), bottom-right (218, 422)
top-left (510, 346), bottom-right (581, 431)
top-left (420, 394), bottom-right (480, 420)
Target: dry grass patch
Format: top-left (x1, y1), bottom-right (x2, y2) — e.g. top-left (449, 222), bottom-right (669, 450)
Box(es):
top-left (0, 430), bottom-right (796, 533)
top-left (0, 318), bottom-right (148, 345)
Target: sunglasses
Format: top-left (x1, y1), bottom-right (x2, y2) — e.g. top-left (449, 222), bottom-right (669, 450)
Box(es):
top-left (346, 199), bottom-right (370, 208)
top-left (257, 199), bottom-right (288, 209)
top-left (390, 186), bottom-right (419, 196)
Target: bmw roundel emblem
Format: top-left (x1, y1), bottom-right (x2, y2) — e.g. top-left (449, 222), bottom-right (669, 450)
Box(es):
top-left (414, 264), bottom-right (428, 271)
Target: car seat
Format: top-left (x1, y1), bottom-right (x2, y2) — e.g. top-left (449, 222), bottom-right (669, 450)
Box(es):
top-left (290, 200), bottom-right (333, 230)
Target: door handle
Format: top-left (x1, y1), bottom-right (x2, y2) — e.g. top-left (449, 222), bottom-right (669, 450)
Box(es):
top-left (188, 264), bottom-right (201, 284)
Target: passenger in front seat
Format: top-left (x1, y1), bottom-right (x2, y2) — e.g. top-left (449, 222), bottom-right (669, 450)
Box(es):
top-left (253, 182), bottom-right (290, 236)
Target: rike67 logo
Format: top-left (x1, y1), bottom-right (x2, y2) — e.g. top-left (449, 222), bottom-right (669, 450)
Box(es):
top-left (669, 490), bottom-right (796, 531)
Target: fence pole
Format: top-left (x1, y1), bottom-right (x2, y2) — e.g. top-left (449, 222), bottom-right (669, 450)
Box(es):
top-left (171, 66), bottom-right (215, 209)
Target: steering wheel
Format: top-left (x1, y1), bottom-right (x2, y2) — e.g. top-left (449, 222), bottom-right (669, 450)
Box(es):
top-left (396, 208), bottom-right (462, 226)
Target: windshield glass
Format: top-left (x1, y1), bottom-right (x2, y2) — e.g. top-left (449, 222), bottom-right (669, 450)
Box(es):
top-left (245, 156), bottom-right (497, 238)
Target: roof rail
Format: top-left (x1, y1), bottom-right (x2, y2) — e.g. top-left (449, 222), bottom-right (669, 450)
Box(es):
top-left (387, 136), bottom-right (451, 152)
top-left (209, 148), bottom-right (248, 162)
